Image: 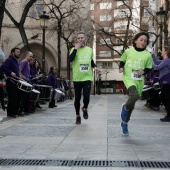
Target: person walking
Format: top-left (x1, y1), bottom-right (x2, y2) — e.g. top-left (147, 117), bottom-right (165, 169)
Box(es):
top-left (69, 32), bottom-right (97, 125)
top-left (1, 47), bottom-right (21, 118)
top-left (152, 46), bottom-right (170, 122)
top-left (119, 32), bottom-right (152, 135)
top-left (47, 66), bottom-right (58, 108)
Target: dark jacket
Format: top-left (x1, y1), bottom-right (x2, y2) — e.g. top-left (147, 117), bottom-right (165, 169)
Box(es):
top-left (47, 72), bottom-right (57, 88)
top-left (1, 55), bottom-right (20, 77)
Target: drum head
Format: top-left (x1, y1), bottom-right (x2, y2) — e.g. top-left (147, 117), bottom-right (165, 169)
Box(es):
top-left (142, 87), bottom-right (153, 92)
top-left (55, 89), bottom-right (62, 94)
top-left (35, 84), bottom-right (52, 88)
top-left (19, 80), bottom-right (32, 87)
top-left (32, 89), bottom-right (40, 94)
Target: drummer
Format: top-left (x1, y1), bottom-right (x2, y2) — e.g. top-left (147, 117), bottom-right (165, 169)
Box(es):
top-left (47, 66), bottom-right (58, 108)
top-left (19, 51), bottom-right (34, 115)
top-left (29, 58), bottom-right (42, 109)
top-left (1, 47), bottom-right (21, 118)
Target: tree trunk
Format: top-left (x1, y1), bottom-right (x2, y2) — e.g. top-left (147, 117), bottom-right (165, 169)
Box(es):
top-left (66, 43), bottom-right (70, 80)
top-left (19, 25), bottom-right (31, 51)
top-left (57, 20), bottom-right (62, 77)
top-left (0, 0), bottom-right (6, 38)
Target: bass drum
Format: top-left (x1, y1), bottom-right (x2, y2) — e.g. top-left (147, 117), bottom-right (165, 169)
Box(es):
top-left (141, 87), bottom-right (155, 100)
top-left (53, 89), bottom-right (63, 100)
top-left (34, 84), bottom-right (52, 101)
top-left (30, 89), bottom-right (40, 102)
top-left (17, 80), bottom-right (33, 93)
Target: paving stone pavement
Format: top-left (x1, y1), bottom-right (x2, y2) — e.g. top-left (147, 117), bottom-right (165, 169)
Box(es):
top-left (0, 94), bottom-right (170, 170)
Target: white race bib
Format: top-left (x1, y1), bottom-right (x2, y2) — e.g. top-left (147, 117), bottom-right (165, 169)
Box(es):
top-left (131, 70), bottom-right (142, 80)
top-left (80, 64), bottom-right (89, 72)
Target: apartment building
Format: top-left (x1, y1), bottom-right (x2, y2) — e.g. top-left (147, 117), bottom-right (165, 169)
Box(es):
top-left (91, 0), bottom-right (140, 94)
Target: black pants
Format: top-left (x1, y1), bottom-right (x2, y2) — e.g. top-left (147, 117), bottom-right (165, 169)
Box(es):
top-left (160, 84), bottom-right (170, 117)
top-left (125, 85), bottom-right (140, 122)
top-left (49, 90), bottom-right (55, 107)
top-left (73, 81), bottom-right (91, 115)
top-left (6, 78), bottom-right (20, 115)
top-left (0, 86), bottom-right (5, 108)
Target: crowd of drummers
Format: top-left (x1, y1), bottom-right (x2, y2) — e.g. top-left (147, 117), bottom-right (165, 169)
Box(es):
top-left (0, 47), bottom-right (70, 118)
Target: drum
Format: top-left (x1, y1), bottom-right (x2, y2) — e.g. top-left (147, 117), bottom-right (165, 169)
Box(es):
top-left (54, 89), bottom-right (63, 100)
top-left (17, 80), bottom-right (33, 92)
top-left (141, 87), bottom-right (155, 100)
top-left (30, 89), bottom-right (40, 102)
top-left (153, 82), bottom-right (160, 90)
top-left (34, 84), bottom-right (52, 101)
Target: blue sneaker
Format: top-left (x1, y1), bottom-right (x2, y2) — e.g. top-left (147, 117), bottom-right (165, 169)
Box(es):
top-left (121, 104), bottom-right (129, 122)
top-left (121, 122), bottom-right (129, 136)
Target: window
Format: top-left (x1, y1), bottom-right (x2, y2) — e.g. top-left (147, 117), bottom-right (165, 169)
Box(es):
top-left (91, 4), bottom-right (94, 10)
top-left (144, 8), bottom-right (149, 17)
top-left (113, 46), bottom-right (123, 54)
top-left (117, 0), bottom-right (129, 7)
top-left (114, 21), bottom-right (127, 30)
top-left (103, 27), bottom-right (112, 32)
top-left (99, 51), bottom-right (111, 57)
top-left (100, 38), bottom-right (111, 45)
top-left (116, 37), bottom-right (125, 44)
top-left (102, 62), bottom-right (112, 69)
top-left (100, 15), bottom-right (112, 21)
top-left (114, 9), bottom-right (130, 18)
top-left (91, 15), bottom-right (94, 20)
top-left (100, 3), bottom-right (112, 9)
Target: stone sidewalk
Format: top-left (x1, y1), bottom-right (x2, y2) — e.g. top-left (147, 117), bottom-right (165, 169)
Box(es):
top-left (0, 94), bottom-right (170, 170)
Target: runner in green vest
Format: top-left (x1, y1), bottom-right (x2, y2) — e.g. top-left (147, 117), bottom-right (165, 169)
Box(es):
top-left (119, 32), bottom-right (152, 136)
top-left (69, 32), bottom-right (97, 125)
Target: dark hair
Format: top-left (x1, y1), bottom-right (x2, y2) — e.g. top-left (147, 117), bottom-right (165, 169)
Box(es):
top-left (164, 46), bottom-right (170, 58)
top-left (11, 47), bottom-right (20, 54)
top-left (49, 66), bottom-right (56, 72)
top-left (132, 32), bottom-right (150, 48)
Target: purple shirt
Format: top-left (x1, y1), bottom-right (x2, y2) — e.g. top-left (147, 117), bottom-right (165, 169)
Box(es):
top-left (47, 72), bottom-right (57, 88)
top-left (1, 55), bottom-right (20, 77)
top-left (19, 59), bottom-right (30, 78)
top-left (152, 54), bottom-right (170, 79)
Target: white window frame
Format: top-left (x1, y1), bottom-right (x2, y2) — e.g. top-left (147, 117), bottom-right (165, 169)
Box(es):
top-left (100, 3), bottom-right (112, 9)
top-left (99, 51), bottom-right (111, 57)
top-left (114, 9), bottom-right (130, 18)
top-left (103, 27), bottom-right (112, 32)
top-left (100, 15), bottom-right (112, 21)
top-left (100, 38), bottom-right (111, 45)
top-left (90, 4), bottom-right (94, 10)
top-left (144, 8), bottom-right (149, 17)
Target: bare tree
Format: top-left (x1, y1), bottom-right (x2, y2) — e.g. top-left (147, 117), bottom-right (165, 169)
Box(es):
top-left (44, 0), bottom-right (91, 77)
top-left (4, 0), bottom-right (37, 50)
top-left (0, 0), bottom-right (6, 39)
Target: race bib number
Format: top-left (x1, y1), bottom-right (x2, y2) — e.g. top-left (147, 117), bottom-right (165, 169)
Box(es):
top-left (80, 64), bottom-right (89, 72)
top-left (131, 70), bottom-right (142, 80)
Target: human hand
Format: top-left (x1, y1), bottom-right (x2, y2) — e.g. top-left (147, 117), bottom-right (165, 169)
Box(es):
top-left (138, 70), bottom-right (144, 75)
top-left (25, 77), bottom-right (31, 82)
top-left (11, 72), bottom-right (16, 77)
top-left (119, 68), bottom-right (124, 73)
top-left (74, 42), bottom-right (83, 49)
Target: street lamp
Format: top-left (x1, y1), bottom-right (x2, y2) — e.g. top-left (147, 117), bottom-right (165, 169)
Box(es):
top-left (156, 7), bottom-right (166, 52)
top-left (39, 11), bottom-right (49, 74)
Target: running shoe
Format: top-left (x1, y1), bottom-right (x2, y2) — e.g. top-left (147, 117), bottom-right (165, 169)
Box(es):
top-left (121, 122), bottom-right (129, 136)
top-left (75, 116), bottom-right (81, 124)
top-left (160, 116), bottom-right (170, 122)
top-left (120, 104), bottom-right (129, 122)
top-left (82, 107), bottom-right (88, 119)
